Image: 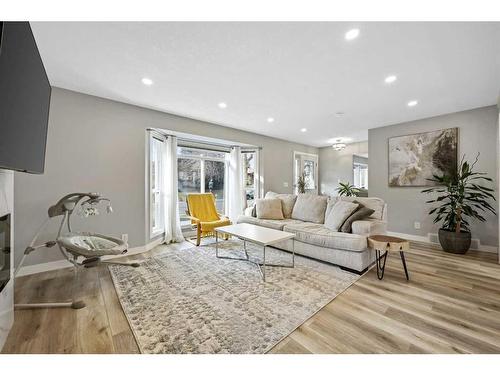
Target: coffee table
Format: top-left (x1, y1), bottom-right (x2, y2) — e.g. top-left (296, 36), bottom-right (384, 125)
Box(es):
top-left (215, 223), bottom-right (295, 282)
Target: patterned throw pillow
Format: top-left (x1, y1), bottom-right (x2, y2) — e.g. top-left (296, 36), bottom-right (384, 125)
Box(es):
top-left (340, 207), bottom-right (375, 233)
top-left (324, 201), bottom-right (359, 231)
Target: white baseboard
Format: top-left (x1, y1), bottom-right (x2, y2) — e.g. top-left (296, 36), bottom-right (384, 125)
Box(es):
top-left (16, 259), bottom-right (72, 277)
top-left (17, 237), bottom-right (165, 277)
top-left (387, 231), bottom-right (498, 254)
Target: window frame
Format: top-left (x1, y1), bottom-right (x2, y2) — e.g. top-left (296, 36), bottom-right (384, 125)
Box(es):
top-left (148, 132), bottom-right (165, 238)
top-left (353, 161), bottom-right (368, 189)
top-left (241, 149), bottom-right (260, 208)
top-left (177, 146), bottom-right (229, 228)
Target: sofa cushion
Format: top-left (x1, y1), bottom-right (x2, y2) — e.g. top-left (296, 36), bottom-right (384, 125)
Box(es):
top-left (237, 215), bottom-right (303, 231)
top-left (265, 191), bottom-right (297, 219)
top-left (324, 201), bottom-right (359, 231)
top-left (340, 207), bottom-right (375, 233)
top-left (283, 222), bottom-right (367, 252)
top-left (255, 198), bottom-right (284, 220)
top-left (339, 196), bottom-right (385, 220)
top-left (291, 194), bottom-right (328, 224)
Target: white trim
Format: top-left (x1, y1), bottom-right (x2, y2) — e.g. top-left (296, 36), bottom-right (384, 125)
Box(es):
top-left (17, 259), bottom-right (72, 277)
top-left (17, 238), bottom-right (165, 277)
top-left (149, 133), bottom-right (165, 238)
top-left (387, 231), bottom-right (498, 253)
top-left (293, 151), bottom-right (319, 194)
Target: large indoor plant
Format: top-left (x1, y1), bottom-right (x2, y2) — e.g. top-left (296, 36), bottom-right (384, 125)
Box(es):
top-left (422, 154), bottom-right (496, 254)
top-left (336, 181), bottom-right (360, 197)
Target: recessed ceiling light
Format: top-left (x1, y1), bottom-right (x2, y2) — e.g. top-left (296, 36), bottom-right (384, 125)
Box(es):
top-left (345, 28), bottom-right (360, 41)
top-left (300, 128), bottom-right (307, 133)
top-left (385, 75), bottom-right (397, 84)
top-left (141, 77), bottom-right (153, 86)
top-left (218, 102), bottom-right (227, 109)
top-left (407, 100), bottom-right (418, 107)
top-left (267, 117), bottom-right (275, 123)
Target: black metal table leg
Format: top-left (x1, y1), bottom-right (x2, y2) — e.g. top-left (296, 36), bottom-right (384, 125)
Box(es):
top-left (376, 250), bottom-right (388, 280)
top-left (400, 251), bottom-right (410, 280)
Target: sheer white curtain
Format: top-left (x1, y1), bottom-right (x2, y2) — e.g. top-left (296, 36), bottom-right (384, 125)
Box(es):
top-left (227, 146), bottom-right (245, 223)
top-left (162, 135), bottom-right (184, 243)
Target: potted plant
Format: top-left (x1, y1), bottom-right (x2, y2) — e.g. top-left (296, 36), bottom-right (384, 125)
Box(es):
top-left (422, 154), bottom-right (496, 254)
top-left (336, 181), bottom-right (360, 197)
top-left (296, 173), bottom-right (307, 194)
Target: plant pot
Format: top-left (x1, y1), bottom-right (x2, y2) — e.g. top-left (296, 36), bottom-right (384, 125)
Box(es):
top-left (438, 228), bottom-right (471, 254)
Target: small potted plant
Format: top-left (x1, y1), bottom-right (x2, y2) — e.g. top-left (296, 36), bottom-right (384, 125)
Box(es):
top-left (422, 154), bottom-right (496, 254)
top-left (336, 181), bottom-right (360, 197)
top-left (296, 173), bottom-right (307, 194)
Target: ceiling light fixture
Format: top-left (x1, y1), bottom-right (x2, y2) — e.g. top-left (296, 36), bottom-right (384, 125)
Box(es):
top-left (218, 102), bottom-right (227, 109)
top-left (141, 77), bottom-right (153, 86)
top-left (300, 128), bottom-right (307, 133)
top-left (267, 117), bottom-right (275, 123)
top-left (335, 112), bottom-right (345, 117)
top-left (407, 100), bottom-right (418, 107)
top-left (345, 28), bottom-right (360, 41)
top-left (332, 139), bottom-right (346, 151)
top-left (384, 75), bottom-right (397, 84)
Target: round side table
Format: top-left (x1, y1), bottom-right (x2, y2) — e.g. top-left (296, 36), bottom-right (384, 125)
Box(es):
top-left (368, 235), bottom-right (410, 281)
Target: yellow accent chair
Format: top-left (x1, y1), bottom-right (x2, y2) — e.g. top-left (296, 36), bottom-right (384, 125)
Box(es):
top-left (185, 193), bottom-right (231, 246)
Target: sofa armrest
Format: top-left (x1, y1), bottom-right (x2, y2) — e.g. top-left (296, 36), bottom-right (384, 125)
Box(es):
top-left (351, 219), bottom-right (387, 236)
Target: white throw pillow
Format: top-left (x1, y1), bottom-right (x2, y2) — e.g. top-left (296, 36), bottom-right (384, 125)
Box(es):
top-left (324, 201), bottom-right (359, 231)
top-left (265, 191), bottom-right (297, 219)
top-left (291, 194), bottom-right (328, 223)
top-left (255, 198), bottom-right (285, 220)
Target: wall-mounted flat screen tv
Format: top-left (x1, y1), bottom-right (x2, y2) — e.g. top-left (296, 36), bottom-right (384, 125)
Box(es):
top-left (0, 22), bottom-right (51, 174)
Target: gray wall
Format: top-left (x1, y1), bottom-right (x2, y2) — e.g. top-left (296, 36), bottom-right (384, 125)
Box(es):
top-left (369, 106), bottom-right (498, 247)
top-left (319, 141), bottom-right (368, 196)
top-left (15, 88), bottom-right (317, 266)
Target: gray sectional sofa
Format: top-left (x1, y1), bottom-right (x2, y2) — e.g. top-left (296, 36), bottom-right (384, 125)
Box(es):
top-left (237, 192), bottom-right (387, 273)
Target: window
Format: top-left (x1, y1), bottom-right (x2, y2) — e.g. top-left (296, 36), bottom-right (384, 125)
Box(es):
top-left (242, 151), bottom-right (257, 208)
top-left (293, 152), bottom-right (318, 194)
top-left (149, 135), bottom-right (164, 236)
top-left (177, 146), bottom-right (228, 226)
top-left (204, 159), bottom-right (226, 211)
top-left (353, 162), bottom-right (368, 189)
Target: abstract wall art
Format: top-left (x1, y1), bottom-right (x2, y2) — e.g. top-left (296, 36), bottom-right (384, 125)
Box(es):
top-left (388, 128), bottom-right (458, 187)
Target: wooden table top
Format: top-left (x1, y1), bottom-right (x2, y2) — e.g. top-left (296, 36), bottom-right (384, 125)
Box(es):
top-left (368, 235), bottom-right (409, 243)
top-left (368, 235), bottom-right (410, 252)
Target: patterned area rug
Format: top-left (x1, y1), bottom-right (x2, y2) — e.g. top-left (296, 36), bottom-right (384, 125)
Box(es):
top-left (109, 240), bottom-right (360, 354)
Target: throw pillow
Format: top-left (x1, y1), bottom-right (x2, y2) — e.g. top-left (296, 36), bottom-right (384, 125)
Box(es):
top-left (255, 198), bottom-right (285, 220)
top-left (338, 196), bottom-right (385, 220)
top-left (324, 201), bottom-right (359, 231)
top-left (340, 207), bottom-right (375, 233)
top-left (291, 194), bottom-right (329, 223)
top-left (265, 191), bottom-right (297, 219)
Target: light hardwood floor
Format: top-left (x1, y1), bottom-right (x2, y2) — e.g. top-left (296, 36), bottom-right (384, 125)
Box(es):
top-left (2, 241), bottom-right (500, 354)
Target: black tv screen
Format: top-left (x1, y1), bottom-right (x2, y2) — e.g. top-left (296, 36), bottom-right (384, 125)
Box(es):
top-left (0, 22), bottom-right (51, 174)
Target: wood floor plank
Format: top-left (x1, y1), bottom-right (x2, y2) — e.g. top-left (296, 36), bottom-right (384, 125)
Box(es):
top-left (2, 242), bottom-right (500, 354)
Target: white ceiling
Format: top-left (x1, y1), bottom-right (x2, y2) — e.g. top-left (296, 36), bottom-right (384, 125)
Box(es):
top-left (31, 22), bottom-right (500, 147)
